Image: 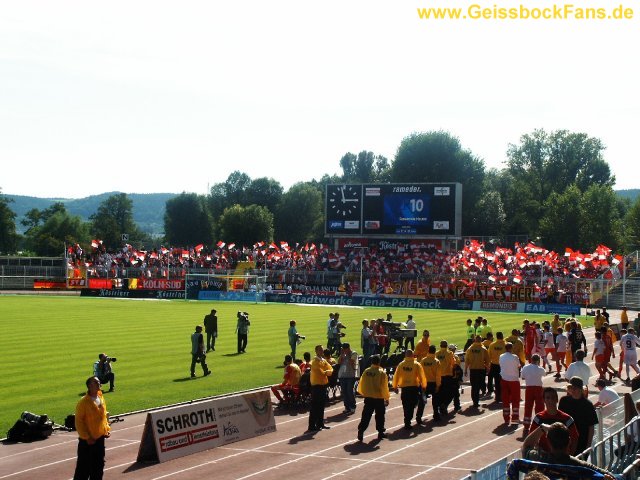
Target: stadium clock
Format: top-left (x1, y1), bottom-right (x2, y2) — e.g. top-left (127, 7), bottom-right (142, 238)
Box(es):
top-left (327, 184), bottom-right (361, 217)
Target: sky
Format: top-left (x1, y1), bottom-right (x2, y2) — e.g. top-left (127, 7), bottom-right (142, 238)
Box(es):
top-left (0, 1), bottom-right (638, 199)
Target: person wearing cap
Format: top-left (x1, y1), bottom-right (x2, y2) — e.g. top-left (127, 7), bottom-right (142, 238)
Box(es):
top-left (559, 376), bottom-right (598, 455)
top-left (190, 325), bottom-right (211, 378)
top-left (392, 349), bottom-right (426, 429)
top-left (203, 308), bottom-right (218, 352)
top-left (357, 354), bottom-right (390, 441)
top-left (499, 342), bottom-right (521, 426)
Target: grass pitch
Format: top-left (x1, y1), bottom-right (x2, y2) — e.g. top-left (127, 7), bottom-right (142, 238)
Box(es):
top-left (0, 295), bottom-right (586, 436)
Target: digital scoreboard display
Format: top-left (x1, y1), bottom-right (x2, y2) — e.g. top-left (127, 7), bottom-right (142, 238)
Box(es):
top-left (325, 183), bottom-right (461, 238)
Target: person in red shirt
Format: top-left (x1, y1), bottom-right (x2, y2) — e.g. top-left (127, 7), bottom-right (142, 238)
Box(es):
top-left (523, 320), bottom-right (537, 361)
top-left (529, 387), bottom-right (579, 454)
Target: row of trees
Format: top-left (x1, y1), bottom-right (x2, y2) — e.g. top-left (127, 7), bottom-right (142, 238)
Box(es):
top-left (1, 128), bottom-right (639, 257)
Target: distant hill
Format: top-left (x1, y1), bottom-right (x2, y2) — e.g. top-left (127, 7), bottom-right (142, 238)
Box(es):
top-left (5, 192), bottom-right (177, 236)
top-left (616, 189), bottom-right (640, 202)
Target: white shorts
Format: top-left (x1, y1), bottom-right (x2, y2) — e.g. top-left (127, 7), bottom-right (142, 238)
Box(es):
top-left (624, 350), bottom-right (638, 366)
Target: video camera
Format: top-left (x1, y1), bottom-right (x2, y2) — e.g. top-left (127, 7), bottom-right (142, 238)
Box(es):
top-left (382, 321), bottom-right (417, 341)
top-left (105, 356), bottom-right (117, 363)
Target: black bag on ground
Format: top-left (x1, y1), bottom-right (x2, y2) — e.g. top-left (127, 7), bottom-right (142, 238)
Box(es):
top-left (6, 412), bottom-right (54, 442)
top-left (64, 414), bottom-right (76, 431)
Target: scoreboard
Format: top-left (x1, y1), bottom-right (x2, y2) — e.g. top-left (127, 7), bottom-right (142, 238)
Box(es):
top-left (325, 183), bottom-right (462, 238)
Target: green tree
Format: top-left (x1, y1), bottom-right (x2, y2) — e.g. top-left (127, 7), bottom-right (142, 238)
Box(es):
top-left (391, 131), bottom-right (486, 233)
top-left (218, 204), bottom-right (274, 246)
top-left (579, 184), bottom-right (621, 251)
top-left (0, 189), bottom-right (18, 254)
top-left (339, 151), bottom-right (391, 183)
top-left (208, 171), bottom-right (253, 219)
top-left (21, 203), bottom-right (89, 256)
top-left (275, 183), bottom-right (323, 242)
top-left (164, 193), bottom-right (213, 246)
top-left (624, 196), bottom-right (640, 252)
top-left (506, 129), bottom-right (614, 234)
top-left (90, 193), bottom-right (148, 248)
top-left (245, 177), bottom-right (283, 213)
top-left (538, 185), bottom-right (584, 251)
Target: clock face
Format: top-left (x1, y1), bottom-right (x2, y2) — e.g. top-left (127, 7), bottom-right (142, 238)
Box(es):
top-left (328, 185), bottom-right (361, 217)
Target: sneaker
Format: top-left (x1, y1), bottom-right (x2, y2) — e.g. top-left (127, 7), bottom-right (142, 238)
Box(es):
top-left (523, 428), bottom-right (529, 437)
top-left (454, 405), bottom-right (462, 412)
top-left (204, 370), bottom-right (211, 377)
top-left (190, 373), bottom-right (196, 378)
top-left (377, 432), bottom-right (387, 440)
top-left (554, 373), bottom-right (561, 378)
top-left (433, 415), bottom-right (442, 421)
top-left (349, 408), bottom-right (356, 414)
top-left (357, 430), bottom-right (364, 442)
top-left (403, 424), bottom-right (412, 430)
top-left (416, 419), bottom-right (424, 425)
top-left (320, 425), bottom-right (331, 430)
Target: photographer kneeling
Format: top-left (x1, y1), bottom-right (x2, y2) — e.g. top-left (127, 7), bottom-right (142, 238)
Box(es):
top-left (93, 353), bottom-right (116, 392)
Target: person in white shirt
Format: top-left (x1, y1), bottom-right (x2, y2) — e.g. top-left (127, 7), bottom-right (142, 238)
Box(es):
top-left (499, 342), bottom-right (522, 426)
top-left (619, 328), bottom-right (640, 382)
top-left (404, 314), bottom-right (417, 350)
top-left (521, 354), bottom-right (546, 436)
top-left (592, 331), bottom-right (607, 380)
top-left (564, 350), bottom-right (592, 395)
top-left (555, 327), bottom-right (568, 378)
top-left (593, 378), bottom-right (620, 407)
top-left (541, 324), bottom-right (555, 373)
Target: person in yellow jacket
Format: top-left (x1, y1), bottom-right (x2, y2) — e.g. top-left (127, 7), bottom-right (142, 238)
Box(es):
top-left (506, 329), bottom-right (526, 366)
top-left (357, 355), bottom-right (390, 441)
top-left (417, 345), bottom-right (442, 422)
top-left (306, 344), bottom-right (334, 433)
top-left (488, 332), bottom-right (506, 401)
top-left (621, 306), bottom-right (630, 330)
top-left (414, 330), bottom-right (431, 361)
top-left (435, 340), bottom-right (457, 416)
top-left (392, 349), bottom-right (426, 429)
top-left (73, 376), bottom-right (111, 480)
top-left (465, 335), bottom-right (490, 408)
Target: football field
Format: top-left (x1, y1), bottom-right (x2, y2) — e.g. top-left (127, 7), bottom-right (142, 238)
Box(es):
top-left (0, 295), bottom-right (578, 436)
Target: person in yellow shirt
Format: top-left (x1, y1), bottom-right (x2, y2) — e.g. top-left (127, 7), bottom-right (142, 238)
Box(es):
top-left (621, 306), bottom-right (630, 330)
top-left (506, 329), bottom-right (526, 366)
top-left (357, 355), bottom-right (390, 441)
top-left (482, 332), bottom-right (494, 350)
top-left (414, 330), bottom-right (431, 361)
top-left (465, 335), bottom-right (490, 408)
top-left (417, 345), bottom-right (442, 422)
top-left (392, 349), bottom-right (426, 429)
top-left (73, 376), bottom-right (111, 480)
top-left (551, 314), bottom-right (561, 336)
top-left (594, 310), bottom-right (605, 331)
top-left (306, 344), bottom-right (333, 433)
top-left (435, 340), bottom-right (456, 416)
top-left (488, 332), bottom-right (506, 401)
top-left (271, 355), bottom-right (302, 404)
top-left (463, 319), bottom-right (476, 352)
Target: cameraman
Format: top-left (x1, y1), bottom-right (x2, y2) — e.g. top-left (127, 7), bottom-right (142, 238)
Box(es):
top-left (93, 353), bottom-right (116, 392)
top-left (236, 311), bottom-right (250, 353)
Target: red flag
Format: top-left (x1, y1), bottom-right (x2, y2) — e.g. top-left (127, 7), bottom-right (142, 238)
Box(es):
top-left (216, 241), bottom-right (225, 249)
top-left (194, 244), bottom-right (204, 253)
top-left (91, 239), bottom-right (101, 249)
top-left (228, 243), bottom-right (236, 250)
